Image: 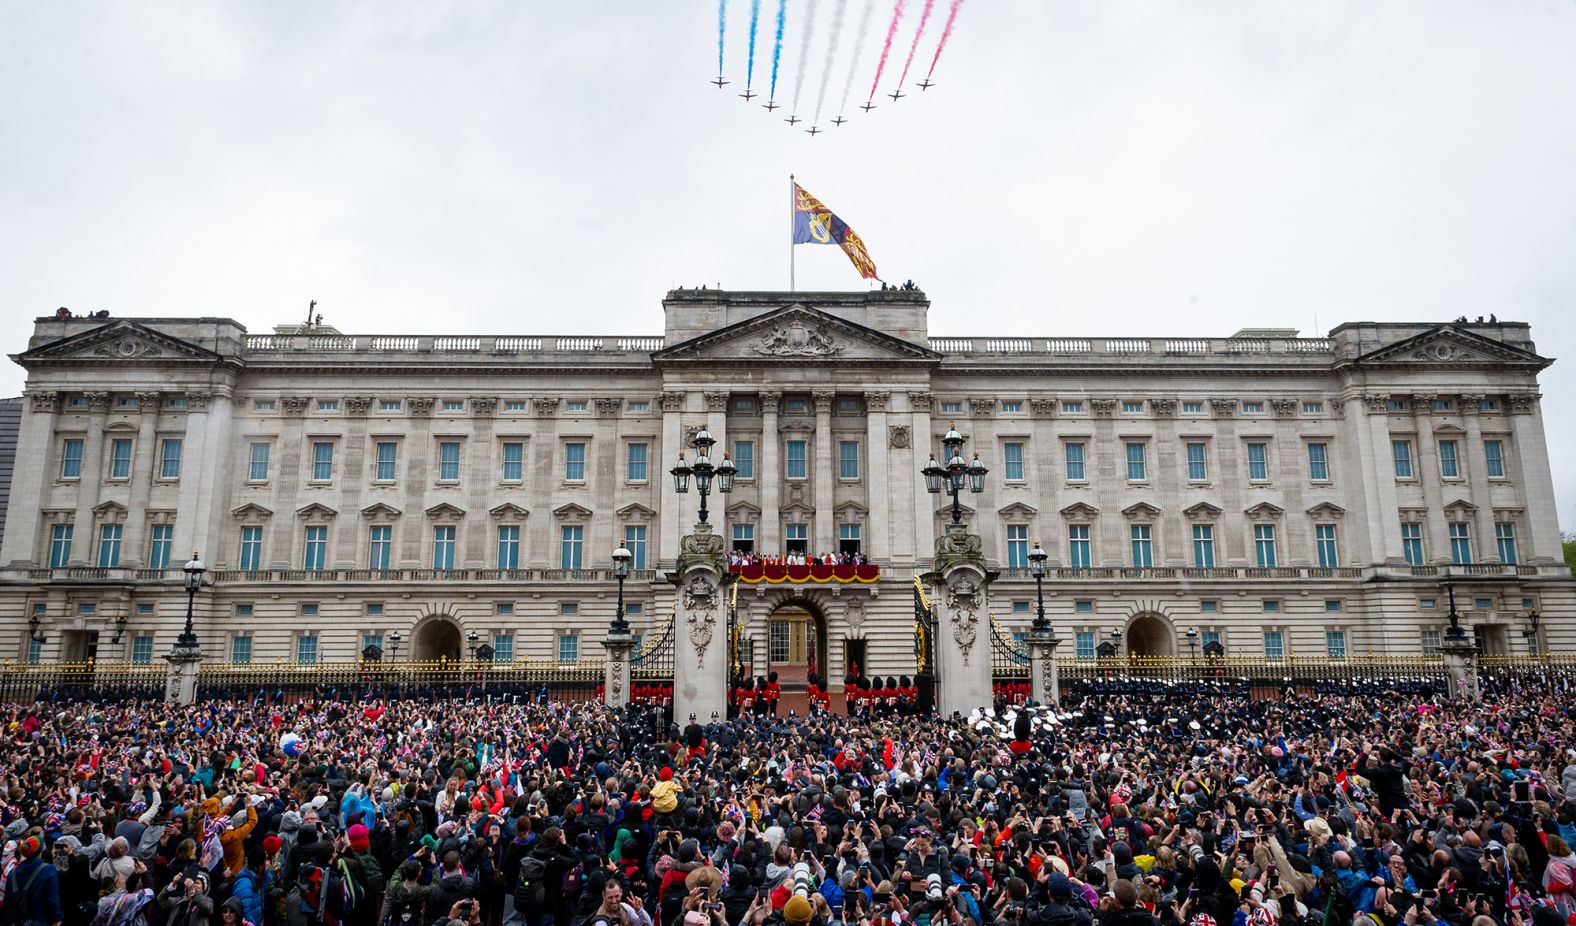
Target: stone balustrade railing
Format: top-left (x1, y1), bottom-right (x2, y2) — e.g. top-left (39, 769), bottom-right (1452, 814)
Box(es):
top-left (243, 334), bottom-right (668, 354)
top-left (926, 336), bottom-right (1334, 356)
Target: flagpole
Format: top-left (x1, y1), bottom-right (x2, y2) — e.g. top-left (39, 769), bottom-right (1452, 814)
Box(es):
top-left (789, 174), bottom-right (795, 292)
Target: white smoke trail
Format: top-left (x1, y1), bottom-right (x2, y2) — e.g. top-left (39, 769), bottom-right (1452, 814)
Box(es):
top-left (789, 0), bottom-right (821, 116)
top-left (839, 0), bottom-right (877, 115)
top-left (812, 0), bottom-right (849, 124)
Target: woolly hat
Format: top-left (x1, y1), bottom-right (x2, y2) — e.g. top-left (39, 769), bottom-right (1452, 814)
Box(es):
top-left (263, 835), bottom-right (283, 856)
top-left (783, 895), bottom-right (813, 926)
top-left (17, 836), bottom-right (41, 858)
top-left (659, 767), bottom-right (674, 781)
top-left (348, 823), bottom-right (370, 852)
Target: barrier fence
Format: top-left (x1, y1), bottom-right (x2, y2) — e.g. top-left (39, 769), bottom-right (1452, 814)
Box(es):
top-left (0, 659), bottom-right (604, 704)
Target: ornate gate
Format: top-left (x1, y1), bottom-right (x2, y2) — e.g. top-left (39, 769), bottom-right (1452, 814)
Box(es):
top-left (913, 577), bottom-right (937, 714)
top-left (631, 615), bottom-right (674, 706)
top-left (990, 615), bottom-right (1031, 703)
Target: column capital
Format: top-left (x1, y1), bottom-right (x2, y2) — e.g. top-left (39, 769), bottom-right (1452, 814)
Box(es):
top-left (1457, 394), bottom-right (1486, 415)
top-left (863, 391), bottom-right (890, 411)
top-left (345, 396), bottom-right (373, 417)
top-left (907, 391), bottom-right (934, 413)
top-left (758, 391), bottom-right (781, 412)
top-left (1029, 398), bottom-right (1057, 419)
top-left (1211, 397), bottom-right (1239, 418)
top-left (660, 391), bottom-right (686, 412)
top-left (281, 396), bottom-right (310, 417)
top-left (1508, 393), bottom-right (1540, 415)
top-left (812, 391), bottom-right (835, 413)
top-left (704, 391), bottom-right (730, 412)
top-left (24, 390), bottom-right (60, 413)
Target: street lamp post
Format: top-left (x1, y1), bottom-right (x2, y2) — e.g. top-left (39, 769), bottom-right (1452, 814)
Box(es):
top-left (922, 423), bottom-right (987, 525)
top-left (1523, 608), bottom-right (1541, 655)
top-left (670, 425), bottom-right (736, 524)
top-left (1185, 627), bottom-right (1199, 660)
top-left (466, 630), bottom-right (480, 660)
top-left (387, 630), bottom-right (403, 697)
top-left (1028, 542), bottom-right (1050, 633)
top-left (611, 544), bottom-right (633, 634)
top-left (1442, 568), bottom-right (1467, 642)
top-left (176, 551), bottom-right (205, 651)
top-left (1437, 567), bottom-right (1481, 703)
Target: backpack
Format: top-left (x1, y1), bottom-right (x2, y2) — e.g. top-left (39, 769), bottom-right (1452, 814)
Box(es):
top-left (293, 865), bottom-right (326, 925)
top-left (323, 859), bottom-right (364, 926)
top-left (515, 856), bottom-right (548, 909)
top-left (379, 891), bottom-right (419, 926)
top-left (560, 861), bottom-right (583, 896)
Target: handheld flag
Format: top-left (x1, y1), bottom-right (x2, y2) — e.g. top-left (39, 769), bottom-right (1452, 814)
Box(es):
top-left (792, 181), bottom-right (880, 280)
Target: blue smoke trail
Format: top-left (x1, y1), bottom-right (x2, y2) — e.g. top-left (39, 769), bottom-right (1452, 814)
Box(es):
top-left (746, 0), bottom-right (761, 89)
top-left (769, 0), bottom-right (787, 100)
top-left (717, 0), bottom-right (727, 76)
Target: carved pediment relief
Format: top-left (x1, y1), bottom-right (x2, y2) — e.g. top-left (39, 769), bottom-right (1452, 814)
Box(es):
top-left (1060, 502), bottom-right (1101, 521)
top-left (726, 501), bottom-right (762, 524)
top-left (1305, 502), bottom-right (1346, 521)
top-left (1347, 326), bottom-right (1550, 370)
top-left (295, 503), bottom-right (338, 521)
top-left (92, 501), bottom-right (128, 523)
top-left (16, 320), bottom-right (226, 367)
top-left (616, 503), bottom-right (656, 523)
top-left (1443, 499), bottom-right (1478, 521)
top-left (1183, 502), bottom-right (1223, 521)
top-left (997, 502), bottom-right (1039, 519)
top-left (552, 503), bottom-right (592, 522)
top-left (232, 503), bottom-right (274, 522)
top-left (424, 503), bottom-right (466, 521)
top-left (1122, 502), bottom-right (1162, 521)
top-left (781, 501), bottom-right (817, 519)
top-left (1244, 501), bottom-right (1284, 520)
top-left (834, 500), bottom-right (869, 523)
top-left (489, 502), bottom-right (530, 521)
top-left (360, 503), bottom-right (403, 520)
top-left (654, 303), bottom-right (939, 364)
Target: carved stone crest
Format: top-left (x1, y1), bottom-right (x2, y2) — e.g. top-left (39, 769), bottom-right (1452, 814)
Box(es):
top-left (1151, 398), bottom-right (1177, 418)
top-left (1030, 398), bottom-right (1057, 418)
top-left (25, 391), bottom-right (59, 413)
top-left (406, 397), bottom-right (435, 416)
top-left (1089, 399), bottom-right (1117, 419)
top-left (888, 425), bottom-right (911, 449)
top-left (281, 396), bottom-right (310, 417)
top-left (1209, 398), bottom-right (1238, 419)
top-left (750, 321), bottom-right (843, 357)
top-left (470, 396), bottom-right (498, 416)
top-left (682, 576), bottom-right (719, 668)
top-left (1270, 398), bottom-right (1298, 418)
top-left (344, 396), bottom-right (373, 416)
top-left (944, 578), bottom-right (982, 666)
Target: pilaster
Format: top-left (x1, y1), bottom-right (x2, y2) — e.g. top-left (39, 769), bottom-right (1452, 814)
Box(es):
top-left (759, 391), bottom-right (781, 553)
top-left (670, 522), bottom-right (729, 722)
top-left (925, 524), bottom-right (995, 716)
top-left (813, 391), bottom-right (835, 553)
top-left (2, 391), bottom-right (59, 565)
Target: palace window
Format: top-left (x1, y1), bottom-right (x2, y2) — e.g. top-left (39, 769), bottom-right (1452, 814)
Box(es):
top-left (159, 439), bottom-right (183, 479)
top-left (248, 442), bottom-right (270, 481)
top-left (1192, 525), bottom-right (1215, 567)
top-left (1484, 439), bottom-right (1505, 478)
top-left (110, 439), bottom-right (133, 479)
top-left (1186, 442), bottom-right (1207, 481)
top-left (497, 526), bottom-right (520, 569)
top-left (1067, 524), bottom-right (1091, 568)
top-left (1306, 442), bottom-right (1329, 481)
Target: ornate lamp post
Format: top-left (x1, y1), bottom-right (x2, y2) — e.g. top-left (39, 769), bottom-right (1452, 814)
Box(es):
top-left (387, 631), bottom-right (402, 662)
top-left (466, 630), bottom-right (480, 659)
top-left (1523, 608), bottom-right (1541, 655)
top-left (1437, 567), bottom-right (1480, 703)
top-left (670, 425), bottom-right (736, 523)
top-left (922, 423), bottom-right (987, 524)
top-left (163, 550), bottom-right (205, 705)
top-left (1185, 627), bottom-right (1199, 660)
top-left (1028, 541), bottom-right (1050, 633)
top-left (612, 544), bottom-right (633, 634)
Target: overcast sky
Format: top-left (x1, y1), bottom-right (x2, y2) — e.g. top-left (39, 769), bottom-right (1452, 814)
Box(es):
top-left (2, 1), bottom-right (1574, 526)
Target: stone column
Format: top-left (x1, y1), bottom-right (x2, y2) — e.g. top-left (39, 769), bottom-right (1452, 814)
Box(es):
top-left (813, 391), bottom-right (835, 553)
top-left (1457, 396), bottom-right (1498, 562)
top-left (1354, 394), bottom-right (1407, 563)
top-left (658, 392), bottom-right (686, 566)
top-left (925, 524), bottom-right (995, 717)
top-left (2, 391), bottom-right (60, 565)
top-left (759, 392), bottom-right (781, 553)
top-left (1028, 629), bottom-right (1062, 705)
top-left (1410, 397), bottom-right (1451, 562)
top-left (1507, 393), bottom-right (1560, 561)
top-left (465, 397), bottom-right (499, 566)
top-left (120, 392), bottom-right (163, 566)
top-left (864, 392), bottom-right (890, 561)
top-left (909, 393), bottom-right (936, 564)
top-left (164, 647), bottom-right (202, 705)
top-left (671, 522), bottom-right (729, 722)
top-left (1439, 632), bottom-right (1480, 703)
top-left (705, 392), bottom-right (730, 540)
top-left (601, 628), bottom-right (634, 707)
top-left (68, 392), bottom-right (110, 563)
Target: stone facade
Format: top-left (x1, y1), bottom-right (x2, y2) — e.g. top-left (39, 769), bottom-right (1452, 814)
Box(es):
top-left (1, 290), bottom-right (1570, 680)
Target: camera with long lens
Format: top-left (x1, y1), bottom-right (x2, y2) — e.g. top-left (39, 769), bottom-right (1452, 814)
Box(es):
top-left (792, 862), bottom-right (815, 898)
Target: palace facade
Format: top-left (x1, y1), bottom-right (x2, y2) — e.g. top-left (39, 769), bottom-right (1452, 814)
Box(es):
top-left (1, 289), bottom-right (1570, 684)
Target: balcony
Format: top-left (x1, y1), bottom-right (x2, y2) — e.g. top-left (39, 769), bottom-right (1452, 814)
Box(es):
top-left (727, 562), bottom-right (880, 584)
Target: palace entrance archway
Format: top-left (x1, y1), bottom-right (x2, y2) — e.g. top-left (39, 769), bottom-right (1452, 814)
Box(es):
top-left (1126, 614), bottom-right (1174, 657)
top-left (765, 602), bottom-right (828, 691)
top-left (412, 617), bottom-right (462, 662)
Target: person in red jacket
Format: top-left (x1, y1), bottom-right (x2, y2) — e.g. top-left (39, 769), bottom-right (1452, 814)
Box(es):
top-left (765, 672), bottom-right (782, 715)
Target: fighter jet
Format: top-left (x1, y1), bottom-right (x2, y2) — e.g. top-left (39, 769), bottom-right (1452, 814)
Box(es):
top-left (763, 100), bottom-right (780, 111)
top-left (739, 89), bottom-right (757, 101)
top-left (711, 76), bottom-right (730, 88)
top-left (805, 126), bottom-right (821, 137)
top-left (831, 116), bottom-right (847, 126)
top-left (784, 115), bottom-right (801, 125)
top-left (859, 101), bottom-right (877, 112)
top-left (888, 89), bottom-right (906, 101)
top-left (918, 79), bottom-right (934, 90)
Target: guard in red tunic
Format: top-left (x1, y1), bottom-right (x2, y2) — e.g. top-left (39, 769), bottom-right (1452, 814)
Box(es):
top-left (765, 671), bottom-right (782, 715)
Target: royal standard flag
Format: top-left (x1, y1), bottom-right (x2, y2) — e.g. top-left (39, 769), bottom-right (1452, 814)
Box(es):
top-left (792, 182), bottom-right (880, 280)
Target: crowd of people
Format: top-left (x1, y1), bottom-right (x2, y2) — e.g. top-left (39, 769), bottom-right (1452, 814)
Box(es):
top-left (727, 551), bottom-right (872, 568)
top-left (2, 673), bottom-right (1575, 926)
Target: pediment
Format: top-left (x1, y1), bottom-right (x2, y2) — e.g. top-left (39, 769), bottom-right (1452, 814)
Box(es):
top-left (360, 503), bottom-right (403, 519)
top-left (1443, 498), bottom-right (1478, 515)
top-left (1183, 502), bottom-right (1223, 521)
top-left (781, 501), bottom-right (817, 518)
top-left (1305, 502), bottom-right (1346, 520)
top-left (1122, 502), bottom-right (1162, 521)
top-left (1244, 502), bottom-right (1284, 520)
top-left (1432, 423), bottom-right (1466, 435)
top-left (14, 320), bottom-right (227, 368)
top-left (726, 501), bottom-right (762, 524)
top-left (424, 502), bottom-right (466, 520)
top-left (552, 503), bottom-right (592, 521)
top-left (997, 502), bottom-right (1039, 519)
top-left (1059, 502), bottom-right (1100, 521)
top-left (489, 503), bottom-right (530, 520)
top-left (935, 502), bottom-right (976, 519)
top-left (1345, 326), bottom-right (1550, 370)
top-left (616, 503), bottom-right (656, 522)
top-left (834, 500), bottom-right (869, 519)
top-left (653, 303), bottom-right (939, 364)
top-left (231, 503), bottom-right (274, 521)
top-left (93, 500), bottom-right (127, 515)
top-left (295, 503), bottom-right (338, 520)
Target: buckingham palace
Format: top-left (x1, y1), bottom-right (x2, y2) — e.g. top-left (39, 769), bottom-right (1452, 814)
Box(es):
top-left (1, 288), bottom-right (1571, 694)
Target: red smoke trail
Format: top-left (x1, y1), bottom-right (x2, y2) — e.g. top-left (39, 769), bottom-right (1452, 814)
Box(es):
top-left (866, 0), bottom-right (906, 102)
top-left (895, 0), bottom-right (934, 90)
top-left (924, 0), bottom-right (964, 79)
